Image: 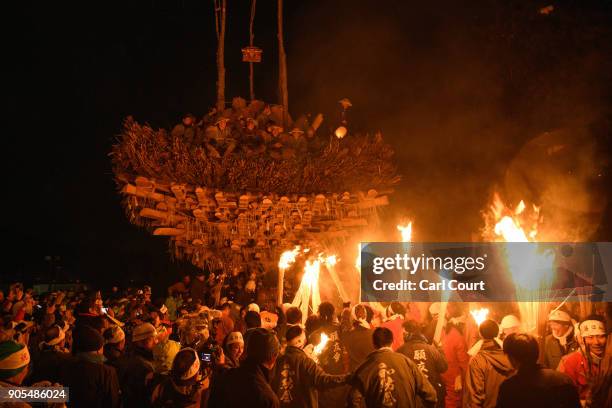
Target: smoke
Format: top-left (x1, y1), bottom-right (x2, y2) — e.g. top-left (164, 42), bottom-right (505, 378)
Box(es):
top-left (285, 0), bottom-right (612, 241)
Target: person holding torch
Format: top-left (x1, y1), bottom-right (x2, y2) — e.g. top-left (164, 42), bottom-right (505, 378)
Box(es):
top-left (558, 315), bottom-right (609, 406)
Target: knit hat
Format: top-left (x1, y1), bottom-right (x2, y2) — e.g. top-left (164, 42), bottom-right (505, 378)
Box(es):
top-left (132, 323), bottom-right (157, 343)
top-left (226, 331), bottom-right (244, 346)
top-left (73, 325), bottom-right (104, 353)
top-left (104, 326), bottom-right (126, 345)
top-left (479, 319), bottom-right (500, 340)
top-left (0, 341), bottom-right (30, 380)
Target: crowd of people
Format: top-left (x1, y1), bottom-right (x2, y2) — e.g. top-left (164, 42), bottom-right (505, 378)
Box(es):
top-left (0, 276), bottom-right (610, 408)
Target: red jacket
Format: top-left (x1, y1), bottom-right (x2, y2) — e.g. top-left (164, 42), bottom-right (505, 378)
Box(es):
top-left (440, 326), bottom-right (469, 384)
top-left (558, 349), bottom-right (601, 402)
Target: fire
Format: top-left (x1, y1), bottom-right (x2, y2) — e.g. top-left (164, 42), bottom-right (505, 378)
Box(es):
top-left (487, 193), bottom-right (539, 243)
top-left (484, 193), bottom-right (555, 290)
top-left (397, 222), bottom-right (413, 242)
top-left (484, 193), bottom-right (555, 333)
top-left (313, 333), bottom-right (329, 355)
top-left (323, 254), bottom-right (337, 268)
top-left (279, 246), bottom-right (301, 270)
top-left (355, 243), bottom-right (361, 271)
top-left (470, 308), bottom-right (490, 326)
top-left (302, 259), bottom-right (321, 287)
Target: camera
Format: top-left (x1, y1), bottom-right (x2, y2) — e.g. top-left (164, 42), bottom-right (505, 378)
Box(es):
top-left (200, 342), bottom-right (220, 368)
top-left (200, 352), bottom-right (212, 363)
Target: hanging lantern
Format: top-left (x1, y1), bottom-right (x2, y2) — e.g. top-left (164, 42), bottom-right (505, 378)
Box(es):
top-left (242, 46), bottom-right (263, 62)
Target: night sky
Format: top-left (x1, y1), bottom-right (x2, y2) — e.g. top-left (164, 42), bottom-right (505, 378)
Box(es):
top-left (4, 0), bottom-right (612, 292)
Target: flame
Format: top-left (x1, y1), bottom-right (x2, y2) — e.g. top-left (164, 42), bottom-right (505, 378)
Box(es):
top-left (313, 333), bottom-right (329, 355)
top-left (470, 308), bottom-right (490, 326)
top-left (355, 243), bottom-right (361, 271)
top-left (484, 193), bottom-right (555, 290)
top-left (397, 222), bottom-right (413, 242)
top-left (302, 259), bottom-right (321, 287)
top-left (484, 193), bottom-right (555, 334)
top-left (323, 254), bottom-right (337, 268)
top-left (279, 246), bottom-right (301, 270)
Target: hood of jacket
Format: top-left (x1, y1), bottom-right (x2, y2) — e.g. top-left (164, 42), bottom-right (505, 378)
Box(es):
top-left (479, 340), bottom-right (514, 374)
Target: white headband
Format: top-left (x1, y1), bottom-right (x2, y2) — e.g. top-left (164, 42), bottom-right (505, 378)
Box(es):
top-left (180, 348), bottom-right (201, 380)
top-left (39, 326), bottom-right (66, 350)
top-left (579, 320), bottom-right (606, 337)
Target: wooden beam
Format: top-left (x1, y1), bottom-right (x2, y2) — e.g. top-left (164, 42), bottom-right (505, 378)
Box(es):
top-left (122, 184), bottom-right (165, 202)
top-left (153, 227), bottom-right (185, 236)
top-left (140, 208), bottom-right (185, 223)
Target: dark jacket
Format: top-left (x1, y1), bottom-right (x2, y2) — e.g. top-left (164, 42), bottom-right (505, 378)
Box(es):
top-left (348, 348), bottom-right (438, 408)
top-left (398, 335), bottom-right (447, 386)
top-left (341, 326), bottom-right (374, 372)
top-left (543, 331), bottom-right (578, 369)
top-left (463, 340), bottom-right (514, 408)
top-left (211, 360), bottom-right (279, 408)
top-left (496, 364), bottom-right (580, 408)
top-left (28, 348), bottom-right (72, 384)
top-left (313, 323), bottom-right (345, 375)
top-left (271, 346), bottom-right (348, 408)
top-left (190, 278), bottom-right (207, 303)
top-left (150, 374), bottom-right (203, 408)
top-left (116, 346), bottom-right (155, 408)
top-left (58, 352), bottom-right (121, 408)
top-left (103, 344), bottom-right (124, 371)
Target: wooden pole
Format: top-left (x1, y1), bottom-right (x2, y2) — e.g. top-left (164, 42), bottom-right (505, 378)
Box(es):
top-left (277, 267), bottom-right (285, 306)
top-left (215, 0), bottom-right (227, 112)
top-left (249, 0), bottom-right (257, 101)
top-left (277, 0), bottom-right (289, 127)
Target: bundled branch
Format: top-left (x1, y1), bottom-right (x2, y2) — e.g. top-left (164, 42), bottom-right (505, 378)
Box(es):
top-left (111, 116), bottom-right (399, 194)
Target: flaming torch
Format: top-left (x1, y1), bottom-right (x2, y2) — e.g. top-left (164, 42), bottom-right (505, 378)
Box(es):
top-left (484, 193), bottom-right (555, 333)
top-left (291, 257), bottom-right (323, 323)
top-left (278, 246), bottom-right (300, 306)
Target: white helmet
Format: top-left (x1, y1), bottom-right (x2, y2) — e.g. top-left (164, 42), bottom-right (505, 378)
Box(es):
top-left (500, 315), bottom-right (521, 330)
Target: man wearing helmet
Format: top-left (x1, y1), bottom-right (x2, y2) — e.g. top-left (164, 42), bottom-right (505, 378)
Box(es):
top-left (543, 309), bottom-right (578, 369)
